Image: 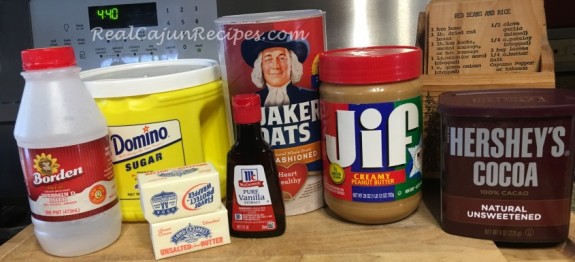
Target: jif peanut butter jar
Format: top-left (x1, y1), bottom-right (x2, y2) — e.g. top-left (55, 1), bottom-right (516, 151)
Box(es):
top-left (319, 46), bottom-right (423, 224)
top-left (439, 88), bottom-right (575, 243)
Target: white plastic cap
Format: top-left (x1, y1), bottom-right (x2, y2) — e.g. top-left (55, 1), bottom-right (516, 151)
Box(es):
top-left (81, 59), bottom-right (221, 98)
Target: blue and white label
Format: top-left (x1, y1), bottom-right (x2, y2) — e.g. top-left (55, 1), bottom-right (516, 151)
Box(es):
top-left (108, 120), bottom-right (183, 163)
top-left (158, 167), bottom-right (198, 178)
top-left (171, 224), bottom-right (211, 244)
top-left (151, 191), bottom-right (178, 216)
top-left (183, 183), bottom-right (215, 210)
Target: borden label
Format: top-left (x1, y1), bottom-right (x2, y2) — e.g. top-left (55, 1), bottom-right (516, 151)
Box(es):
top-left (322, 96), bottom-right (423, 203)
top-left (441, 116), bottom-right (574, 242)
top-left (18, 136), bottom-right (118, 222)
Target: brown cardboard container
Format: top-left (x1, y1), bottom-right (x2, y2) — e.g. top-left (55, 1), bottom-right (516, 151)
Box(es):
top-left (416, 0), bottom-right (556, 177)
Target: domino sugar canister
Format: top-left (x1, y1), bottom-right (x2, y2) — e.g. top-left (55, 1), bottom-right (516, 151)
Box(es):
top-left (81, 59), bottom-right (230, 221)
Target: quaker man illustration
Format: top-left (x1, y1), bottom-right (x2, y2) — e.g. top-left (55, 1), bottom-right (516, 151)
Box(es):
top-left (241, 30), bottom-right (317, 106)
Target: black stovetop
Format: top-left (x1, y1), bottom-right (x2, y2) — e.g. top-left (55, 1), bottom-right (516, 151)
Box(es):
top-left (0, 203), bottom-right (31, 245)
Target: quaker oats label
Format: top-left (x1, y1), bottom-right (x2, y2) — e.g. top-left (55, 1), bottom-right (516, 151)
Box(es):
top-left (441, 116), bottom-right (574, 242)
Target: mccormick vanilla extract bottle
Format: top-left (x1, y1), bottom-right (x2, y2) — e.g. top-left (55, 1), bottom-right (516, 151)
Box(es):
top-left (226, 94), bottom-right (286, 238)
top-left (14, 46), bottom-right (121, 256)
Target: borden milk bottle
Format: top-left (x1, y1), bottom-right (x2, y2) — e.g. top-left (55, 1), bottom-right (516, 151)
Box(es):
top-left (14, 46), bottom-right (121, 256)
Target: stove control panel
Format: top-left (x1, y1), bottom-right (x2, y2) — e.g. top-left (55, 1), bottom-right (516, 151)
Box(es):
top-left (30, 0), bottom-right (218, 70)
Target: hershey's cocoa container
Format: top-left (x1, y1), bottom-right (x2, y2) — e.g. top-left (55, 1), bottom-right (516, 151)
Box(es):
top-left (439, 88), bottom-right (575, 243)
top-left (215, 10), bottom-right (325, 216)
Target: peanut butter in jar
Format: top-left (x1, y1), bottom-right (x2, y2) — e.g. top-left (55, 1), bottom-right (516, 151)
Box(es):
top-left (319, 46), bottom-right (423, 224)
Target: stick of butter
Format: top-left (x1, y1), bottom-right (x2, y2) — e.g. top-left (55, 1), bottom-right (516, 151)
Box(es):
top-left (138, 162), bottom-right (221, 223)
top-left (149, 204), bottom-right (231, 260)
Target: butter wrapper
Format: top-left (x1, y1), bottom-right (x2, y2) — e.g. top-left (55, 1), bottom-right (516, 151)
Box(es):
top-left (149, 205), bottom-right (231, 260)
top-left (138, 162), bottom-right (221, 223)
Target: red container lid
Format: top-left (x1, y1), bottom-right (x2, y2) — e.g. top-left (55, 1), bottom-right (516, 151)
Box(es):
top-left (232, 94), bottom-right (261, 124)
top-left (438, 88), bottom-right (575, 117)
top-left (21, 46), bottom-right (77, 71)
top-left (319, 46), bottom-right (422, 84)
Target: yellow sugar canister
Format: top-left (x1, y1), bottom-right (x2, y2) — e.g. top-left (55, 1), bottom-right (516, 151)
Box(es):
top-left (81, 59), bottom-right (230, 221)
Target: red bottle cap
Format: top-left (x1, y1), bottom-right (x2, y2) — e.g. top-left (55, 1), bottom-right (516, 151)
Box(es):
top-left (21, 46), bottom-right (77, 71)
top-left (232, 94), bottom-right (262, 124)
top-left (319, 46), bottom-right (422, 84)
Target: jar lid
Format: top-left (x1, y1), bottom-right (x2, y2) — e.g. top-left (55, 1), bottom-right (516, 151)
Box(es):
top-left (81, 59), bottom-right (220, 98)
top-left (21, 46), bottom-right (77, 71)
top-left (438, 88), bottom-right (575, 117)
top-left (215, 9), bottom-right (324, 25)
top-left (232, 94), bottom-right (262, 124)
top-left (319, 46), bottom-right (422, 84)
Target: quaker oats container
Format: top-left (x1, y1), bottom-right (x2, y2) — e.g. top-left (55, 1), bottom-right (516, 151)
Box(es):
top-left (215, 10), bottom-right (326, 216)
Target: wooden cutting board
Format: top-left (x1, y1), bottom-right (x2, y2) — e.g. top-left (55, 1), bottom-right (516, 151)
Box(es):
top-left (425, 0), bottom-right (546, 75)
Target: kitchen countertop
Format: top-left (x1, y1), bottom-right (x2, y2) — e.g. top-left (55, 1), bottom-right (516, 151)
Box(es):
top-left (0, 180), bottom-right (574, 261)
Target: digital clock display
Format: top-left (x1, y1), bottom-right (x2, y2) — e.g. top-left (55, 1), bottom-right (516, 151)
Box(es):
top-left (88, 3), bottom-right (158, 29)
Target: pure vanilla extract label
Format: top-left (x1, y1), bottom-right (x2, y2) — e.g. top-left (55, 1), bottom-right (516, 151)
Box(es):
top-left (441, 116), bottom-right (574, 241)
top-left (231, 165), bottom-right (278, 232)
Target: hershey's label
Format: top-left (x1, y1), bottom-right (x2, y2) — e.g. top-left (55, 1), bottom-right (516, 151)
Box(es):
top-left (448, 127), bottom-right (565, 159)
top-left (447, 126), bottom-right (567, 188)
top-left (441, 115), bottom-right (574, 242)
